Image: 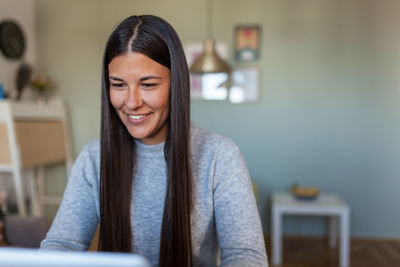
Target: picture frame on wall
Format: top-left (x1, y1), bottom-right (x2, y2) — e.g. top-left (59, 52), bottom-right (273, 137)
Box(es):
top-left (191, 67), bottom-right (260, 103)
top-left (234, 25), bottom-right (261, 62)
top-left (184, 43), bottom-right (230, 100)
top-left (228, 67), bottom-right (260, 103)
top-left (184, 43), bottom-right (260, 103)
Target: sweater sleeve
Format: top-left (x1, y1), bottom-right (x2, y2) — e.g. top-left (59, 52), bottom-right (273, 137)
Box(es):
top-left (213, 138), bottom-right (268, 267)
top-left (40, 141), bottom-right (100, 251)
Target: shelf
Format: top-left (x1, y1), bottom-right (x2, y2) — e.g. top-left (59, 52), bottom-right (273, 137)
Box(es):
top-left (0, 165), bottom-right (12, 172)
top-left (0, 98), bottom-right (73, 216)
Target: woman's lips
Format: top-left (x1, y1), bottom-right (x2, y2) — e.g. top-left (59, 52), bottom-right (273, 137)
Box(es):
top-left (126, 113), bottom-right (152, 123)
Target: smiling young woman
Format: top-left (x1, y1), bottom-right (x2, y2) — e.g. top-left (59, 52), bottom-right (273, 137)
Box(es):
top-left (108, 52), bottom-right (171, 145)
top-left (40, 15), bottom-right (268, 267)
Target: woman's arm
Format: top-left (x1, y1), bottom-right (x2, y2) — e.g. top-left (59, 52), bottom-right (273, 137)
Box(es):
top-left (40, 141), bottom-right (100, 251)
top-left (213, 139), bottom-right (268, 267)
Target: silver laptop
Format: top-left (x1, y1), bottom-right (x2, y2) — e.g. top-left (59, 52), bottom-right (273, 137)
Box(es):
top-left (0, 248), bottom-right (150, 267)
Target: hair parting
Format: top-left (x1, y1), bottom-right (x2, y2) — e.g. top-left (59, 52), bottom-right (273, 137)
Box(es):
top-left (127, 20), bottom-right (142, 52)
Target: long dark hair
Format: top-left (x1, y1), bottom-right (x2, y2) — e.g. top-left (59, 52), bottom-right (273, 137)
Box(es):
top-left (98, 15), bottom-right (193, 267)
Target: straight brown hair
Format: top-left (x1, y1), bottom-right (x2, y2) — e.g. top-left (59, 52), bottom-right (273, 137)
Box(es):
top-left (98, 15), bottom-right (193, 266)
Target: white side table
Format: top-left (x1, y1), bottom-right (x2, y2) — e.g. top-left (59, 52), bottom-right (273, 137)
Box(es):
top-left (271, 192), bottom-right (350, 267)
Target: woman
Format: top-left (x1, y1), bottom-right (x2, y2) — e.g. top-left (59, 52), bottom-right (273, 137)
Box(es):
top-left (41, 15), bottom-right (267, 267)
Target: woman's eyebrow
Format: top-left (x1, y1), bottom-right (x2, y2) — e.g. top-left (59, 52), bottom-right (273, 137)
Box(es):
top-left (139, 75), bottom-right (162, 82)
top-left (109, 76), bottom-right (124, 81)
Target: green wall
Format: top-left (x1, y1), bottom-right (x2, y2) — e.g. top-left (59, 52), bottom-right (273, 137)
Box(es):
top-left (36, 0), bottom-right (400, 238)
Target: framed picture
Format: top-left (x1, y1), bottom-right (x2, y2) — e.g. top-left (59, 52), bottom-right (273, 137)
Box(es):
top-left (184, 43), bottom-right (229, 100)
top-left (184, 43), bottom-right (260, 103)
top-left (228, 67), bottom-right (260, 103)
top-left (190, 68), bottom-right (260, 103)
top-left (234, 25), bottom-right (261, 62)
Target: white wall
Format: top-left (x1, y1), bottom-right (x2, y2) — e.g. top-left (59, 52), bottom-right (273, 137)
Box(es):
top-left (0, 0), bottom-right (36, 97)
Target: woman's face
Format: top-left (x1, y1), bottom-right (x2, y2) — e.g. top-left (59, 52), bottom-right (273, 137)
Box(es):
top-left (108, 52), bottom-right (170, 145)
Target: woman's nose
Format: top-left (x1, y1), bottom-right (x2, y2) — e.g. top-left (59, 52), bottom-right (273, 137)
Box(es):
top-left (126, 87), bottom-right (143, 109)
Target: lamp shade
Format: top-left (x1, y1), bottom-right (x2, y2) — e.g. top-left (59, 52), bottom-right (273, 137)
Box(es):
top-left (190, 39), bottom-right (231, 74)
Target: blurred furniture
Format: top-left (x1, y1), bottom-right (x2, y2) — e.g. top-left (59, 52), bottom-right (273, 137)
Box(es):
top-left (252, 182), bottom-right (259, 204)
top-left (271, 192), bottom-right (350, 267)
top-left (0, 98), bottom-right (73, 216)
top-left (5, 215), bottom-right (48, 248)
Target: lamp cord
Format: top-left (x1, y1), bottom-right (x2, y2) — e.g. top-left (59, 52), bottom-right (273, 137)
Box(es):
top-left (206, 0), bottom-right (213, 38)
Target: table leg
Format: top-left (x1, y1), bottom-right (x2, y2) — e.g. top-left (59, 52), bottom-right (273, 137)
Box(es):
top-left (36, 167), bottom-right (45, 212)
top-left (12, 166), bottom-right (26, 216)
top-left (340, 209), bottom-right (350, 267)
top-left (26, 169), bottom-right (42, 216)
top-left (272, 207), bottom-right (282, 266)
top-left (328, 216), bottom-right (338, 249)
top-left (7, 118), bottom-right (26, 216)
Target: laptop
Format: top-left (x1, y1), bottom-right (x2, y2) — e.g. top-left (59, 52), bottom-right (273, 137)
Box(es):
top-left (0, 248), bottom-right (150, 267)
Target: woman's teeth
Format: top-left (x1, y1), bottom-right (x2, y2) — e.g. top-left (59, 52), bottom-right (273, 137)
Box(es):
top-left (129, 114), bottom-right (145, 120)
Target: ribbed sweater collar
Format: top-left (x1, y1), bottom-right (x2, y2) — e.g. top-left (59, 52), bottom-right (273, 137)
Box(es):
top-left (134, 139), bottom-right (165, 158)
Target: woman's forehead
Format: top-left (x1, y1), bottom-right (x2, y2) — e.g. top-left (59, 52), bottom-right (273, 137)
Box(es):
top-left (108, 52), bottom-right (170, 79)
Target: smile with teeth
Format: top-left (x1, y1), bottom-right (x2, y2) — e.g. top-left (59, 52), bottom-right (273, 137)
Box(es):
top-left (129, 114), bottom-right (146, 119)
top-left (127, 113), bottom-right (152, 123)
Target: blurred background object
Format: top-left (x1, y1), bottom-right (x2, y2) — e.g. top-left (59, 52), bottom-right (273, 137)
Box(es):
top-left (30, 73), bottom-right (54, 103)
top-left (0, 20), bottom-right (25, 60)
top-left (0, 84), bottom-right (5, 99)
top-left (291, 183), bottom-right (320, 200)
top-left (0, 191), bottom-right (9, 246)
top-left (15, 63), bottom-right (32, 100)
top-left (5, 215), bottom-right (48, 248)
top-left (189, 0), bottom-right (231, 74)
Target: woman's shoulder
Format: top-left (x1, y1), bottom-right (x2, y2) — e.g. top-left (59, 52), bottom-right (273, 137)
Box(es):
top-left (190, 122), bottom-right (239, 156)
top-left (72, 139), bottom-right (101, 173)
top-left (77, 139), bottom-right (100, 161)
top-left (81, 139), bottom-right (100, 154)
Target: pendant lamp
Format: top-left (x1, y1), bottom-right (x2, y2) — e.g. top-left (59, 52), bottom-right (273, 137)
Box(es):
top-left (190, 0), bottom-right (231, 74)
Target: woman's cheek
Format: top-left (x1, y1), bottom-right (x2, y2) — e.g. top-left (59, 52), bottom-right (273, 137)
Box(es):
top-left (109, 89), bottom-right (125, 109)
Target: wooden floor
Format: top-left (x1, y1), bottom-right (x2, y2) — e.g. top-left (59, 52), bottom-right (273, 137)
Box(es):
top-left (265, 236), bottom-right (400, 267)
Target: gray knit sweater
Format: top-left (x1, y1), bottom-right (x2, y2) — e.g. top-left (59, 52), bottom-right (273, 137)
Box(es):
top-left (40, 123), bottom-right (268, 266)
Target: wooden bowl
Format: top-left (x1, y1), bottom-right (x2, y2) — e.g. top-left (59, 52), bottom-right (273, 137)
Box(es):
top-left (291, 185), bottom-right (320, 199)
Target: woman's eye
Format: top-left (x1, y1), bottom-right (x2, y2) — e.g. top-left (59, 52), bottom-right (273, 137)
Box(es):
top-left (141, 83), bottom-right (157, 89)
top-left (111, 83), bottom-right (126, 88)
